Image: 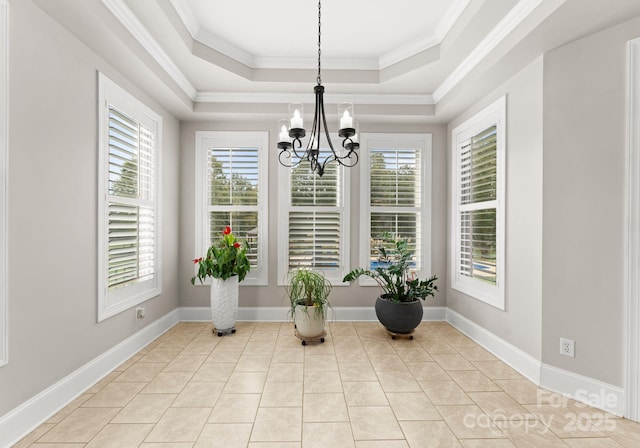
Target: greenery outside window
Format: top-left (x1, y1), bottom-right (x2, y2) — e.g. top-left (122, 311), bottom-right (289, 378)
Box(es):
top-left (451, 96), bottom-right (506, 309)
top-left (195, 131), bottom-right (268, 285)
top-left (278, 144), bottom-right (350, 285)
top-left (358, 134), bottom-right (432, 286)
top-left (98, 73), bottom-right (162, 321)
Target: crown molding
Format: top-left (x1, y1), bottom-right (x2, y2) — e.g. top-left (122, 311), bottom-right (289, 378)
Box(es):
top-left (379, 35), bottom-right (440, 69)
top-left (195, 91), bottom-right (434, 106)
top-left (253, 56), bottom-right (381, 71)
top-left (166, 0), bottom-right (471, 71)
top-left (433, 0), bottom-right (556, 103)
top-left (100, 0), bottom-right (197, 100)
top-left (168, 0), bottom-right (199, 37)
top-left (101, 0), bottom-right (555, 112)
top-left (434, 0), bottom-right (472, 41)
top-left (194, 26), bottom-right (256, 68)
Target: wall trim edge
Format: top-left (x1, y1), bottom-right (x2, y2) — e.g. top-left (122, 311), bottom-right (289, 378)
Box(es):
top-left (0, 309), bottom-right (180, 448)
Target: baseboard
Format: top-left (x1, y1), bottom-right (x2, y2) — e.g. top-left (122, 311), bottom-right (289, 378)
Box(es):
top-left (540, 363), bottom-right (625, 416)
top-left (445, 308), bottom-right (625, 416)
top-left (1, 304), bottom-right (627, 447)
top-left (0, 309), bottom-right (180, 448)
top-left (445, 308), bottom-right (542, 383)
top-left (179, 305), bottom-right (447, 323)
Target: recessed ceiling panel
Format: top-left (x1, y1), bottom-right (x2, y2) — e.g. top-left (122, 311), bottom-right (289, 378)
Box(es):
top-left (185, 0), bottom-right (452, 60)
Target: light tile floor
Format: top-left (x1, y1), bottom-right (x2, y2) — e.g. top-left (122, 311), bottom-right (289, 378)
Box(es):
top-left (13, 321), bottom-right (640, 447)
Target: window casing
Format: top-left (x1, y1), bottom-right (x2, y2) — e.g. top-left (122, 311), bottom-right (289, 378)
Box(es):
top-left (195, 131), bottom-right (268, 286)
top-left (359, 134), bottom-right (432, 286)
top-left (278, 145), bottom-right (350, 285)
top-left (0, 0), bottom-right (8, 365)
top-left (98, 73), bottom-right (162, 321)
top-left (451, 96), bottom-right (506, 309)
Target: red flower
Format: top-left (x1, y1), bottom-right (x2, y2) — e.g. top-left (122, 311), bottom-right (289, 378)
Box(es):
top-left (223, 226), bottom-right (231, 235)
top-left (234, 242), bottom-right (240, 248)
top-left (193, 257), bottom-right (202, 264)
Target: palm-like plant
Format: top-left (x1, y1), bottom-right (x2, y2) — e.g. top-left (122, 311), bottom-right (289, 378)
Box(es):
top-left (287, 268), bottom-right (332, 318)
top-left (343, 233), bottom-right (437, 303)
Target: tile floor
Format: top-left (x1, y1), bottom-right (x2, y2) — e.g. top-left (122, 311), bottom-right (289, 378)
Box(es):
top-left (13, 321), bottom-right (640, 447)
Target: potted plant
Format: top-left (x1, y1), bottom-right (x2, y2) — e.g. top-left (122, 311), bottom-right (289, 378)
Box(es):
top-left (191, 226), bottom-right (250, 336)
top-left (343, 233), bottom-right (437, 337)
top-left (286, 268), bottom-right (331, 345)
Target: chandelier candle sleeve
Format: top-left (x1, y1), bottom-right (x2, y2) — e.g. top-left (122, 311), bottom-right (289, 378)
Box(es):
top-left (289, 104), bottom-right (304, 130)
top-left (339, 103), bottom-right (354, 130)
top-left (278, 119), bottom-right (291, 145)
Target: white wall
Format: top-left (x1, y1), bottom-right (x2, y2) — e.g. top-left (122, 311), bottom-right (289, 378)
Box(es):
top-left (178, 120), bottom-right (449, 312)
top-left (0, 0), bottom-right (181, 416)
top-left (447, 56), bottom-right (544, 360)
top-left (542, 17), bottom-right (640, 387)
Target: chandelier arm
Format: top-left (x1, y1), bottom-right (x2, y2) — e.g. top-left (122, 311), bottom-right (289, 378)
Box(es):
top-left (337, 150), bottom-right (360, 168)
top-left (278, 149), bottom-right (303, 168)
top-left (289, 137), bottom-right (308, 160)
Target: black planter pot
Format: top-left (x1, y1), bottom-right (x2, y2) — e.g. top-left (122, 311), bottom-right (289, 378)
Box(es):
top-left (375, 296), bottom-right (423, 334)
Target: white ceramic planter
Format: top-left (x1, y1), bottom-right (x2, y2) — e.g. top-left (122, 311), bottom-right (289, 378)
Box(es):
top-left (294, 305), bottom-right (325, 338)
top-left (210, 276), bottom-right (239, 331)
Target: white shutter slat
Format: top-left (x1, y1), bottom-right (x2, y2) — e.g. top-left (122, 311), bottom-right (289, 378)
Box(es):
top-left (458, 124), bottom-right (498, 285)
top-left (106, 104), bottom-right (157, 291)
top-left (288, 211), bottom-right (341, 269)
top-left (370, 148), bottom-right (420, 207)
top-left (209, 147), bottom-right (259, 206)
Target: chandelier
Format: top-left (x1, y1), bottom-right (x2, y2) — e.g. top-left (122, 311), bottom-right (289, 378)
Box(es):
top-left (276, 0), bottom-right (359, 177)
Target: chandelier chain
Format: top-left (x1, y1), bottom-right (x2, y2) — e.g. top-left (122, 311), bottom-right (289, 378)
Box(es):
top-left (317, 0), bottom-right (322, 85)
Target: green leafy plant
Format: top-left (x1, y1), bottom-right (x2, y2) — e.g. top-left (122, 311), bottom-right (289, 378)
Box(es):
top-left (342, 233), bottom-right (438, 303)
top-left (191, 226), bottom-right (251, 284)
top-left (286, 269), bottom-right (332, 319)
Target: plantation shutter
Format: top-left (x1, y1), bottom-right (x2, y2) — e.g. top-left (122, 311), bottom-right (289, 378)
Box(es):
top-left (458, 125), bottom-right (497, 284)
top-left (107, 106), bottom-right (155, 290)
top-left (369, 147), bottom-right (421, 269)
top-left (288, 150), bottom-right (342, 270)
top-left (207, 147), bottom-right (260, 268)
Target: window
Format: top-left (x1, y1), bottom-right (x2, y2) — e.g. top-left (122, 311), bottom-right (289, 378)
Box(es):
top-left (195, 131), bottom-right (268, 285)
top-left (278, 145), bottom-right (350, 285)
top-left (359, 134), bottom-right (432, 285)
top-left (451, 96), bottom-right (506, 309)
top-left (0, 0), bottom-right (8, 365)
top-left (98, 73), bottom-right (162, 321)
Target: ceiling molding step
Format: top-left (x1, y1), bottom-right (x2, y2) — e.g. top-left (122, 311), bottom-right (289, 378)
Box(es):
top-left (380, 45), bottom-right (441, 84)
top-left (168, 0), bottom-right (199, 37)
top-left (433, 0), bottom-right (561, 103)
top-left (195, 92), bottom-right (434, 106)
top-left (100, 0), bottom-right (197, 100)
top-left (253, 56), bottom-right (381, 71)
top-left (434, 0), bottom-right (473, 41)
top-left (164, 0), bottom-right (475, 72)
top-left (194, 26), bottom-right (256, 68)
top-left (379, 34), bottom-right (440, 69)
top-left (193, 102), bottom-right (435, 120)
top-left (191, 40), bottom-right (254, 81)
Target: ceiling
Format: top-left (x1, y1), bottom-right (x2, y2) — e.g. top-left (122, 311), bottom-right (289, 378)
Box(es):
top-left (33, 0), bottom-right (640, 123)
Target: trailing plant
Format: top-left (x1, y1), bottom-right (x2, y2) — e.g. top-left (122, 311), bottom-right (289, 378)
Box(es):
top-left (286, 268), bottom-right (332, 319)
top-left (343, 233), bottom-right (438, 303)
top-left (191, 226), bottom-right (251, 284)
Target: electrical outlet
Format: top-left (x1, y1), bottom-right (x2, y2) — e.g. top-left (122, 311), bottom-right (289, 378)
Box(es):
top-left (135, 307), bottom-right (145, 321)
top-left (560, 337), bottom-right (575, 357)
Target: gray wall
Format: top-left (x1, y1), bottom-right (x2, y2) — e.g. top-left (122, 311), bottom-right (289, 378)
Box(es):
top-left (542, 17), bottom-right (640, 387)
top-left (0, 0), bottom-right (180, 415)
top-left (446, 57), bottom-right (544, 360)
top-left (178, 121), bottom-right (449, 311)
